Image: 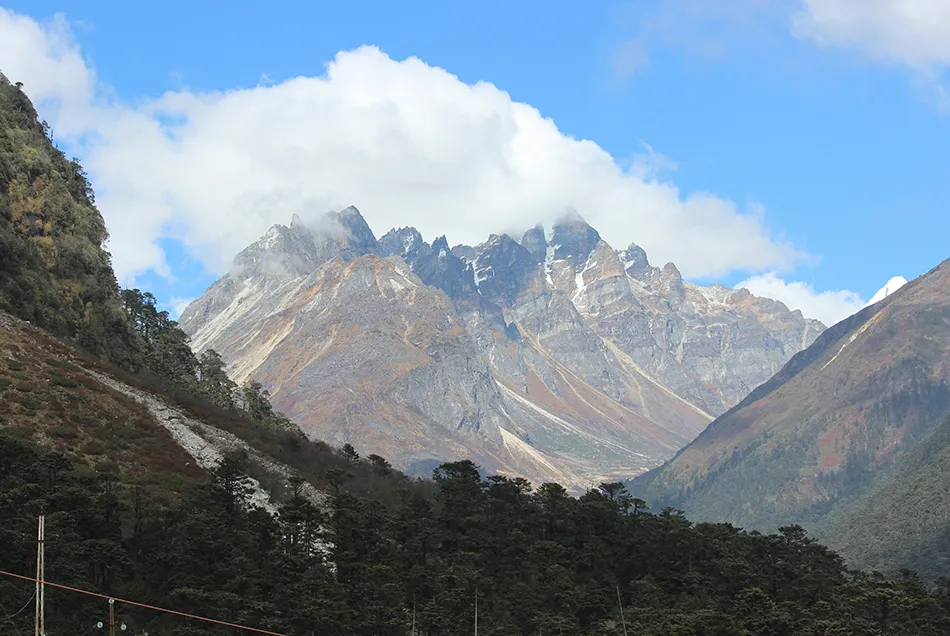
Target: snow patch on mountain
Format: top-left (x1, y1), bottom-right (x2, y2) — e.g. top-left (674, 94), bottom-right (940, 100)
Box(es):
top-left (867, 276), bottom-right (908, 306)
top-left (544, 243), bottom-right (558, 287)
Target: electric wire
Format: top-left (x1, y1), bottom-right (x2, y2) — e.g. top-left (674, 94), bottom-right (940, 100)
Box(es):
top-left (0, 603), bottom-right (24, 636)
top-left (5, 590), bottom-right (35, 619)
top-left (0, 569), bottom-right (287, 635)
top-left (0, 589), bottom-right (34, 636)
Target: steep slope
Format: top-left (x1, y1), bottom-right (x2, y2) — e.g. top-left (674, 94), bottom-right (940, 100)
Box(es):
top-left (458, 216), bottom-right (821, 420)
top-left (190, 250), bottom-right (513, 479)
top-left (535, 220), bottom-right (824, 416)
top-left (0, 307), bottom-right (415, 517)
top-left (821, 413), bottom-right (950, 578)
top-left (0, 73), bottom-right (138, 365)
top-left (0, 311), bottom-right (205, 499)
top-left (632, 258), bottom-right (950, 571)
top-left (466, 233), bottom-right (710, 474)
top-left (0, 310), bottom-right (305, 512)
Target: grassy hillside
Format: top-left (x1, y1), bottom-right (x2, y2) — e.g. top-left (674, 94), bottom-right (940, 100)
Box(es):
top-left (0, 307), bottom-right (422, 504)
top-left (0, 311), bottom-right (205, 500)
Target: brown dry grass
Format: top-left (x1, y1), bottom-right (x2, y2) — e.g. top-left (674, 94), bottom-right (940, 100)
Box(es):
top-left (0, 318), bottom-right (206, 504)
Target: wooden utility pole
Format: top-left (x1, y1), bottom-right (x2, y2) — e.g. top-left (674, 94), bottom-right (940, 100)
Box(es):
top-left (474, 586), bottom-right (478, 636)
top-left (34, 515), bottom-right (45, 636)
top-left (616, 585), bottom-right (628, 636)
top-left (109, 598), bottom-right (115, 636)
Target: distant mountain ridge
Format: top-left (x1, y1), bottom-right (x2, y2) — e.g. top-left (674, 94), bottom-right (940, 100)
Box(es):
top-left (631, 258), bottom-right (950, 576)
top-left (180, 206), bottom-right (824, 489)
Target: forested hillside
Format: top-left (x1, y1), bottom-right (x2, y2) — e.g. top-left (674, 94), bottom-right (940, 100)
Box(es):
top-left (815, 413), bottom-right (950, 579)
top-left (6, 438), bottom-right (950, 635)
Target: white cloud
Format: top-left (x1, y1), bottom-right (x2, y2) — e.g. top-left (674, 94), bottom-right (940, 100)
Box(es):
top-left (792, 0), bottom-right (950, 69)
top-left (168, 296), bottom-right (196, 320)
top-left (627, 142), bottom-right (679, 181)
top-left (610, 0), bottom-right (784, 72)
top-left (0, 11), bottom-right (94, 122)
top-left (2, 8), bottom-right (807, 283)
top-left (736, 272), bottom-right (866, 326)
top-left (612, 39), bottom-right (650, 79)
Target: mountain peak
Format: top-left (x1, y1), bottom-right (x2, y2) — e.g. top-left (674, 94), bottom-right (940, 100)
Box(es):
top-left (326, 205), bottom-right (378, 254)
top-left (432, 235), bottom-right (450, 253)
top-left (621, 243), bottom-right (652, 278)
top-left (521, 224), bottom-right (547, 264)
top-left (659, 262), bottom-right (685, 303)
top-left (551, 213), bottom-right (601, 266)
top-left (451, 244), bottom-right (477, 264)
top-left (474, 232), bottom-right (537, 305)
top-left (379, 226), bottom-right (425, 258)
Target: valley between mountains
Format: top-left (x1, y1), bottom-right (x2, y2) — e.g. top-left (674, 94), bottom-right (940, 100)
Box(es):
top-left (179, 207), bottom-right (823, 491)
top-left (632, 257), bottom-right (950, 577)
top-left (8, 60), bottom-right (950, 635)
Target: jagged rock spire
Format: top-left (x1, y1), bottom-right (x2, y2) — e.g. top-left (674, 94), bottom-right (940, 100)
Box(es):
top-left (521, 224), bottom-right (547, 264)
top-left (551, 212), bottom-right (601, 266)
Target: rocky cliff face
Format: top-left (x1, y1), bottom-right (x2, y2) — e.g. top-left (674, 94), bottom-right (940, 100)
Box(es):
top-left (180, 207), bottom-right (823, 490)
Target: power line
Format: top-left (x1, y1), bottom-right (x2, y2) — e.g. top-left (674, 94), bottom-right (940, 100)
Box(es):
top-left (0, 589), bottom-right (35, 636)
top-left (4, 591), bottom-right (35, 619)
top-left (0, 602), bottom-right (25, 636)
top-left (0, 570), bottom-right (287, 635)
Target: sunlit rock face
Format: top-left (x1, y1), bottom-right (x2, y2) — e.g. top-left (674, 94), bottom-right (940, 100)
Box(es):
top-left (181, 207), bottom-right (823, 490)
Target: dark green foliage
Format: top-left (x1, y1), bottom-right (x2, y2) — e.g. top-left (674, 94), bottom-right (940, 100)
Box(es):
top-left (3, 444), bottom-right (950, 635)
top-left (196, 348), bottom-right (237, 410)
top-left (817, 414), bottom-right (950, 580)
top-left (118, 287), bottom-right (198, 389)
top-left (0, 76), bottom-right (214, 395)
top-left (342, 442), bottom-right (360, 462)
top-left (0, 74), bottom-right (139, 366)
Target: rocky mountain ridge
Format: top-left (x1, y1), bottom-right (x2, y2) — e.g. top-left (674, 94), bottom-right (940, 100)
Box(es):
top-left (180, 206), bottom-right (825, 489)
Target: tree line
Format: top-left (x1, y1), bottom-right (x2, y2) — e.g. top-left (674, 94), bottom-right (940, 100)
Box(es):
top-left (116, 288), bottom-right (291, 429)
top-left (3, 438), bottom-right (950, 635)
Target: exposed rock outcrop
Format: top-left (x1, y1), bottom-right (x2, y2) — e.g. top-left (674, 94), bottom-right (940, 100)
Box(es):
top-left (181, 207), bottom-right (824, 490)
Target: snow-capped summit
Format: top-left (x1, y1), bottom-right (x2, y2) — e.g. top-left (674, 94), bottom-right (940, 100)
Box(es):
top-left (867, 276), bottom-right (908, 306)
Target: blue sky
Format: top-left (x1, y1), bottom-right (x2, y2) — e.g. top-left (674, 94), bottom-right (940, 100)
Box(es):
top-left (3, 1), bottom-right (949, 325)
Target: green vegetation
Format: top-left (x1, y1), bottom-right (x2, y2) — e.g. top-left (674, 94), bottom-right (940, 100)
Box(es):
top-left (816, 414), bottom-right (950, 580)
top-left (4, 442), bottom-right (950, 635)
top-left (0, 73), bottom-right (139, 366)
top-left (0, 75), bottom-right (290, 431)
